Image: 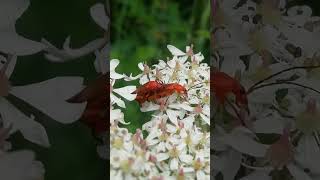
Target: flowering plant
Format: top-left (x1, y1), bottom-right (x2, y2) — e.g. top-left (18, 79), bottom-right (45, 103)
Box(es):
top-left (110, 45), bottom-right (210, 179)
top-left (0, 0), bottom-right (109, 179)
top-left (212, 0), bottom-right (320, 179)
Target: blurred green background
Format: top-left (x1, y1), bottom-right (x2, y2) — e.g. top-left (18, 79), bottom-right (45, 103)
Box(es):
top-left (110, 0), bottom-right (211, 133)
top-left (8, 0), bottom-right (106, 179)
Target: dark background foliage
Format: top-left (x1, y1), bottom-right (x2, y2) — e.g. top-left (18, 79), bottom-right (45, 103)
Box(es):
top-left (9, 0), bottom-right (106, 179)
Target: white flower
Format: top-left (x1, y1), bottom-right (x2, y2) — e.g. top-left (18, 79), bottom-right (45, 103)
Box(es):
top-left (0, 56), bottom-right (86, 147)
top-left (0, 0), bottom-right (45, 56)
top-left (0, 150), bottom-right (45, 180)
top-left (110, 45), bottom-right (210, 179)
top-left (110, 81), bottom-right (136, 108)
top-left (213, 1), bottom-right (320, 179)
top-left (110, 59), bottom-right (125, 79)
top-left (110, 59), bottom-right (136, 108)
top-left (90, 3), bottom-right (109, 31)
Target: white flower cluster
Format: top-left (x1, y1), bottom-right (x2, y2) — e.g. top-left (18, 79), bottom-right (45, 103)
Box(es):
top-left (212, 0), bottom-right (320, 179)
top-left (110, 45), bottom-right (210, 179)
top-left (0, 0), bottom-right (109, 178)
top-left (0, 119), bottom-right (45, 180)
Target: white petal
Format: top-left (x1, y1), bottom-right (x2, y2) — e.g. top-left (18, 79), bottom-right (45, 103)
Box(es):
top-left (0, 99), bottom-right (50, 147)
top-left (124, 73), bottom-right (141, 81)
top-left (5, 55), bottom-right (17, 78)
top-left (166, 124), bottom-right (177, 133)
top-left (10, 77), bottom-right (86, 123)
top-left (196, 170), bottom-right (206, 180)
top-left (19, 115), bottom-right (50, 147)
top-left (0, 150), bottom-right (39, 180)
top-left (179, 56), bottom-right (188, 64)
top-left (296, 135), bottom-right (320, 174)
top-left (183, 167), bottom-right (194, 173)
top-left (287, 163), bottom-right (312, 180)
top-left (176, 103), bottom-right (193, 111)
top-left (156, 153), bottom-right (169, 162)
top-left (110, 71), bottom-right (125, 79)
top-left (138, 62), bottom-right (144, 71)
top-left (220, 54), bottom-right (245, 77)
top-left (110, 109), bottom-right (124, 122)
top-left (0, 33), bottom-right (45, 56)
top-left (166, 109), bottom-right (179, 126)
top-left (240, 171), bottom-right (271, 180)
top-left (90, 3), bottom-right (109, 30)
top-left (140, 103), bottom-right (160, 112)
top-left (221, 131), bottom-right (269, 157)
top-left (194, 52), bottom-right (204, 62)
top-left (170, 158), bottom-right (178, 170)
top-left (110, 93), bottom-right (125, 108)
top-left (213, 150), bottom-right (241, 180)
top-left (110, 59), bottom-right (120, 71)
top-left (253, 116), bottom-right (284, 134)
top-left (139, 75), bottom-right (149, 85)
top-left (167, 58), bottom-right (176, 69)
top-left (182, 115), bottom-right (194, 129)
top-left (200, 113), bottom-right (210, 125)
top-left (113, 86), bottom-right (136, 101)
top-left (0, 0), bottom-right (29, 30)
top-left (167, 45), bottom-right (186, 56)
top-left (179, 154), bottom-right (193, 164)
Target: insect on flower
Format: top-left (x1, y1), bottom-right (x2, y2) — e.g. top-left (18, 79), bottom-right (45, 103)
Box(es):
top-left (132, 80), bottom-right (163, 105)
top-left (211, 70), bottom-right (248, 110)
top-left (132, 80), bottom-right (188, 106)
top-left (67, 73), bottom-right (108, 135)
top-left (211, 65), bottom-right (320, 118)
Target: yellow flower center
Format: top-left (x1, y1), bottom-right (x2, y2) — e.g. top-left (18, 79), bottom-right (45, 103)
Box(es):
top-left (171, 71), bottom-right (178, 81)
top-left (169, 147), bottom-right (180, 158)
top-left (185, 134), bottom-right (192, 146)
top-left (112, 137), bottom-right (123, 149)
top-left (120, 159), bottom-right (133, 173)
top-left (175, 61), bottom-right (181, 71)
top-left (159, 133), bottom-right (169, 141)
top-left (193, 159), bottom-right (203, 171)
top-left (203, 94), bottom-right (210, 104)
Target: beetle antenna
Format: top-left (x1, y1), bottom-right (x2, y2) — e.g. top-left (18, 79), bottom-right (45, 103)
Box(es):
top-left (247, 65), bottom-right (320, 93)
top-left (248, 81), bottom-right (320, 95)
top-left (187, 82), bottom-right (207, 91)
